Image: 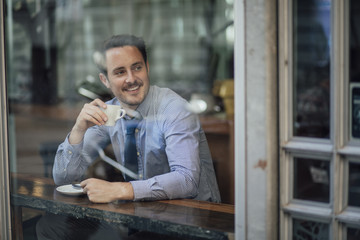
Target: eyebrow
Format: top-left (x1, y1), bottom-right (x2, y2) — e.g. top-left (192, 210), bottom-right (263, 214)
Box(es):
top-left (131, 61), bottom-right (144, 67)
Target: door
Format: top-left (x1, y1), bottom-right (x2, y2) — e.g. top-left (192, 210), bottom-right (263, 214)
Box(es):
top-left (279, 0), bottom-right (360, 239)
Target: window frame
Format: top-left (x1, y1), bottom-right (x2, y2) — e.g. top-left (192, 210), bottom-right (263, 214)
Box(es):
top-left (0, 1), bottom-right (244, 240)
top-left (234, 0), bottom-right (247, 238)
top-left (279, 0), bottom-right (360, 239)
top-left (0, 0), bottom-right (12, 238)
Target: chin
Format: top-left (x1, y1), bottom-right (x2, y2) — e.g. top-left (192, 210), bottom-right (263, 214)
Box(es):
top-left (120, 98), bottom-right (143, 108)
top-left (117, 91), bottom-right (147, 107)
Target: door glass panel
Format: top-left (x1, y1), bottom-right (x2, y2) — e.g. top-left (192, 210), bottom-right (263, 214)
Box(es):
top-left (294, 157), bottom-right (330, 203)
top-left (293, 0), bottom-right (331, 138)
top-left (347, 227), bottom-right (360, 240)
top-left (349, 0), bottom-right (360, 141)
top-left (5, 0), bottom-right (234, 239)
top-left (293, 219), bottom-right (329, 240)
top-left (348, 162), bottom-right (360, 207)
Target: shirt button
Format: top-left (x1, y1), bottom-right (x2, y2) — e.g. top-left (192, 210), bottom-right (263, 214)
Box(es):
top-left (68, 150), bottom-right (72, 154)
top-left (137, 152), bottom-right (140, 156)
top-left (139, 174), bottom-right (143, 179)
top-left (135, 128), bottom-right (139, 133)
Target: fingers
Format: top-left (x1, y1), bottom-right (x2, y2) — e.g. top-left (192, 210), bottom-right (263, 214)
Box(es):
top-left (81, 103), bottom-right (107, 125)
top-left (75, 99), bottom-right (109, 129)
top-left (80, 178), bottom-right (113, 203)
top-left (90, 98), bottom-right (107, 109)
top-left (80, 179), bottom-right (93, 195)
top-left (80, 177), bottom-right (102, 189)
top-left (87, 99), bottom-right (108, 122)
top-left (80, 179), bottom-right (88, 193)
top-left (80, 179), bottom-right (88, 188)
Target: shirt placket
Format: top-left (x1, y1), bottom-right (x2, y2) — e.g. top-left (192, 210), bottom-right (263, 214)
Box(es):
top-left (135, 121), bottom-right (143, 180)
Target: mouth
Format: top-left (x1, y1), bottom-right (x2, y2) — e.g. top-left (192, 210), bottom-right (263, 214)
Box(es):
top-left (124, 84), bottom-right (142, 93)
top-left (127, 85), bottom-right (140, 91)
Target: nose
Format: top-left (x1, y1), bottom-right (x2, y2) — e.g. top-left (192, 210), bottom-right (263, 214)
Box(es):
top-left (126, 70), bottom-right (136, 84)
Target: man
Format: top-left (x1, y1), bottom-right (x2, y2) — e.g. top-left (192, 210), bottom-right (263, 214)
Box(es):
top-left (37, 34), bottom-right (220, 239)
top-left (53, 34), bottom-right (220, 203)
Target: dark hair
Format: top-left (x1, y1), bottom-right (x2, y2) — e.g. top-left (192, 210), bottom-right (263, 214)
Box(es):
top-left (97, 34), bottom-right (148, 75)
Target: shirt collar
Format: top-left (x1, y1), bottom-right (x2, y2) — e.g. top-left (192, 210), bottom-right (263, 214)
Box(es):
top-left (135, 85), bottom-right (154, 119)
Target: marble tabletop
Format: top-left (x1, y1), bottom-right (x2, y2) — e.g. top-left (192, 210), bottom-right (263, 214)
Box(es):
top-left (10, 173), bottom-right (235, 240)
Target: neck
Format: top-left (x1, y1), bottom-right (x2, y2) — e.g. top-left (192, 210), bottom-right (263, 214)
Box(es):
top-left (122, 106), bottom-right (141, 119)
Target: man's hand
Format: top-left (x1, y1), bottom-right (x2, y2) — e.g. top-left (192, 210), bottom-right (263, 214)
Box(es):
top-left (69, 99), bottom-right (108, 144)
top-left (80, 178), bottom-right (135, 203)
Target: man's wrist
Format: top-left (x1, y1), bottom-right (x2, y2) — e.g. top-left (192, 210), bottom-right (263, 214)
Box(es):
top-left (69, 127), bottom-right (86, 144)
top-left (113, 182), bottom-right (135, 201)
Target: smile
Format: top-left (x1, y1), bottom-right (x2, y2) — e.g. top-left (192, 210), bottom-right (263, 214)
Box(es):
top-left (129, 86), bottom-right (139, 91)
top-left (126, 85), bottom-right (140, 92)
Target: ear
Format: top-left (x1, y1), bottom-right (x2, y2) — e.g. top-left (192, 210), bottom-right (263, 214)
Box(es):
top-left (99, 73), bottom-right (110, 88)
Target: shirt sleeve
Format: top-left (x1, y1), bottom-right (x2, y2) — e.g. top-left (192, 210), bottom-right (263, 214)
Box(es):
top-left (131, 98), bottom-right (201, 201)
top-left (52, 126), bottom-right (110, 185)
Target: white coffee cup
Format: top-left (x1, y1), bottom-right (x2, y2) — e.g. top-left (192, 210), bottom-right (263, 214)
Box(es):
top-left (100, 105), bottom-right (126, 126)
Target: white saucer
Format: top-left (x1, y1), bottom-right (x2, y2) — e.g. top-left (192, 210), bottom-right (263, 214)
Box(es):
top-left (56, 184), bottom-right (85, 196)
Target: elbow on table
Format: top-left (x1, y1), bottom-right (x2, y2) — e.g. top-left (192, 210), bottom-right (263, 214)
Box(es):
top-left (53, 174), bottom-right (65, 185)
top-left (163, 174), bottom-right (198, 200)
top-left (183, 175), bottom-right (199, 199)
top-left (52, 169), bottom-right (74, 186)
top-left (52, 172), bottom-right (66, 186)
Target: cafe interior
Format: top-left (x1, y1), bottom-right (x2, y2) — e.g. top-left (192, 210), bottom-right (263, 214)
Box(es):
top-left (5, 0), bottom-right (235, 239)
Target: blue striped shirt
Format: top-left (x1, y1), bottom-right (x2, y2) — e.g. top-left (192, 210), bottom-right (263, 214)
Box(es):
top-left (53, 86), bottom-right (221, 202)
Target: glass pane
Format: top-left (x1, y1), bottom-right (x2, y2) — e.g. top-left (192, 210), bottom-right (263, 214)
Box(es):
top-left (6, 0), bottom-right (234, 239)
top-left (349, 0), bottom-right (360, 140)
top-left (348, 162), bottom-right (360, 207)
top-left (347, 227), bottom-right (360, 240)
top-left (294, 157), bottom-right (330, 203)
top-left (293, 219), bottom-right (329, 240)
top-left (293, 0), bottom-right (331, 138)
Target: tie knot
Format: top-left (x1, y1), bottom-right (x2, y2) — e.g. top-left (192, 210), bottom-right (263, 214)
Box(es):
top-left (126, 120), bottom-right (138, 135)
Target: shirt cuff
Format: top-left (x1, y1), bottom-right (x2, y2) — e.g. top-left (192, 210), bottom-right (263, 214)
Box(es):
top-left (131, 180), bottom-right (152, 201)
top-left (63, 133), bottom-right (83, 159)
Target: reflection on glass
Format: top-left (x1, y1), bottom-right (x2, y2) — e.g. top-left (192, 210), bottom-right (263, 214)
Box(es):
top-left (347, 227), bottom-right (360, 240)
top-left (7, 0), bottom-right (234, 181)
top-left (6, 0), bottom-right (234, 239)
top-left (294, 158), bottom-right (330, 203)
top-left (293, 0), bottom-right (331, 138)
top-left (350, 0), bottom-right (360, 140)
top-left (348, 162), bottom-right (360, 207)
top-left (293, 219), bottom-right (329, 240)
top-left (350, 84), bottom-right (360, 139)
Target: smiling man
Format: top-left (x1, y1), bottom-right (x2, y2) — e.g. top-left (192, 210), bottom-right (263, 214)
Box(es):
top-left (37, 34), bottom-right (220, 239)
top-left (54, 34), bottom-right (220, 203)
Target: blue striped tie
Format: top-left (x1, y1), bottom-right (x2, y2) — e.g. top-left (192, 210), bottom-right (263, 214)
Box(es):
top-left (124, 119), bottom-right (139, 181)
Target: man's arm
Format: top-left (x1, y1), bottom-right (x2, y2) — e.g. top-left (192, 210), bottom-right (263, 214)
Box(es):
top-left (52, 126), bottom-right (111, 185)
top-left (131, 97), bottom-right (202, 201)
top-left (80, 178), bottom-right (134, 203)
top-left (53, 98), bottom-right (110, 185)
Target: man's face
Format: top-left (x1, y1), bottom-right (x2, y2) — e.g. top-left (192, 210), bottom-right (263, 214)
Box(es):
top-left (102, 46), bottom-right (150, 110)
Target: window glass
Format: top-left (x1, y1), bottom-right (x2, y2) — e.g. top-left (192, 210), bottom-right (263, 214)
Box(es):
top-left (293, 219), bottom-right (329, 240)
top-left (348, 162), bottom-right (360, 207)
top-left (347, 227), bottom-right (360, 240)
top-left (6, 0), bottom-right (234, 239)
top-left (349, 0), bottom-right (360, 141)
top-left (293, 0), bottom-right (331, 138)
top-left (293, 157), bottom-right (330, 203)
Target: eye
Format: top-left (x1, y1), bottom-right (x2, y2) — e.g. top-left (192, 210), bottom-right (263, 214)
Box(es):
top-left (115, 69), bottom-right (126, 75)
top-left (133, 65), bottom-right (142, 71)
